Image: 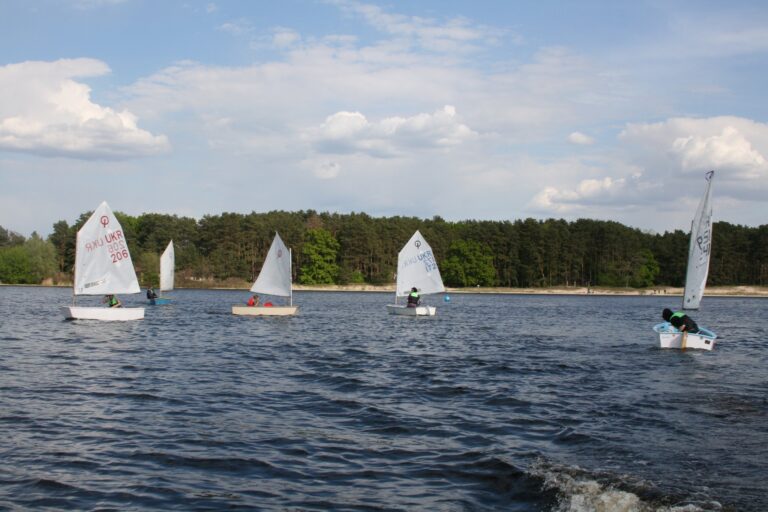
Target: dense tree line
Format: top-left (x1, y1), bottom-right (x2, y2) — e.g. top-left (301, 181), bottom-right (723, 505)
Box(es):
top-left (2, 212), bottom-right (768, 288)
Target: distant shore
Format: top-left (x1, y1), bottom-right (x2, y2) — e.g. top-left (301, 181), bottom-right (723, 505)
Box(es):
top-left (7, 282), bottom-right (768, 297)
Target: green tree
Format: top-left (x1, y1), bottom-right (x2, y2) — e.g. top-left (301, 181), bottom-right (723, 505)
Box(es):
top-left (0, 246), bottom-right (32, 283)
top-left (299, 228), bottom-right (340, 284)
top-left (24, 233), bottom-right (58, 283)
top-left (441, 239), bottom-right (496, 287)
top-left (0, 226), bottom-right (25, 247)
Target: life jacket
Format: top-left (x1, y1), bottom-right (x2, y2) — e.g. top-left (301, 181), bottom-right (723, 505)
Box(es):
top-left (670, 311), bottom-right (685, 320)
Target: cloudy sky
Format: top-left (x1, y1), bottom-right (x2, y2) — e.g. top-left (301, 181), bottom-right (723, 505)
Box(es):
top-left (2, 0), bottom-right (768, 236)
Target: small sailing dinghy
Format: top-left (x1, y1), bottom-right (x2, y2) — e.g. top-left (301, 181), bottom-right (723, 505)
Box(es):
top-left (62, 201), bottom-right (144, 321)
top-left (150, 240), bottom-right (174, 305)
top-left (232, 232), bottom-right (298, 316)
top-left (386, 230), bottom-right (445, 316)
top-left (653, 171), bottom-right (717, 350)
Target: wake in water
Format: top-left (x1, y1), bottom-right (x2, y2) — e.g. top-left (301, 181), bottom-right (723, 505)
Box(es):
top-left (529, 459), bottom-right (725, 512)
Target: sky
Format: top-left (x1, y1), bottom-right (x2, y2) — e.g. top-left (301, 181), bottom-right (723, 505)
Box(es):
top-left (2, 0), bottom-right (768, 237)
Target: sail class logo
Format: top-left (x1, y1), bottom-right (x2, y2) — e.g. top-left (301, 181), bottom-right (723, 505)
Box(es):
top-left (277, 249), bottom-right (283, 258)
top-left (100, 216), bottom-right (109, 227)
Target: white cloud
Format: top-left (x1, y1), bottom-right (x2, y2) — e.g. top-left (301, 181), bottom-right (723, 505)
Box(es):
top-left (529, 176), bottom-right (629, 213)
top-left (307, 105), bottom-right (477, 157)
top-left (218, 19), bottom-right (255, 37)
top-left (332, 0), bottom-right (509, 53)
top-left (568, 131), bottom-right (594, 145)
top-left (0, 59), bottom-right (169, 160)
top-left (620, 116), bottom-right (768, 179)
top-left (672, 127), bottom-right (766, 178)
top-left (272, 27), bottom-right (301, 48)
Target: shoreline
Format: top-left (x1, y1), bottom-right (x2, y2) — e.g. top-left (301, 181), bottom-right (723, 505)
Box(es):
top-left (4, 282), bottom-right (768, 297)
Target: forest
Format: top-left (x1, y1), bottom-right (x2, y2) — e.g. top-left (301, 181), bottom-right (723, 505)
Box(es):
top-left (1, 209), bottom-right (767, 288)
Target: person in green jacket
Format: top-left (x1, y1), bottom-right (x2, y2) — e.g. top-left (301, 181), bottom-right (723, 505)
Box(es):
top-left (407, 287), bottom-right (420, 307)
top-left (104, 294), bottom-right (122, 308)
top-left (662, 308), bottom-right (699, 333)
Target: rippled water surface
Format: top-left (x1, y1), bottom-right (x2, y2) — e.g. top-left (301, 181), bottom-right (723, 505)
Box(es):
top-left (1, 287), bottom-right (766, 511)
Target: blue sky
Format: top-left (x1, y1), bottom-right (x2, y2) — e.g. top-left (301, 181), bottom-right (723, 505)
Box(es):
top-left (2, 0), bottom-right (768, 236)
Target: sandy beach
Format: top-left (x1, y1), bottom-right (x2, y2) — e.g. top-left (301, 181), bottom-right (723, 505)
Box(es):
top-left (9, 281), bottom-right (768, 297)
top-left (291, 284), bottom-right (768, 297)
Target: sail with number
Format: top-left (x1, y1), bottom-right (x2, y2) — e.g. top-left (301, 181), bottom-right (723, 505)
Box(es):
top-left (682, 171), bottom-right (714, 310)
top-left (73, 201), bottom-right (140, 296)
top-left (160, 240), bottom-right (175, 292)
top-left (251, 232), bottom-right (292, 298)
top-left (395, 230), bottom-right (445, 297)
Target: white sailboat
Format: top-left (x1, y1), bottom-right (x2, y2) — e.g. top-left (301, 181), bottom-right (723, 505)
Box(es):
top-left (150, 240), bottom-right (174, 305)
top-left (386, 230), bottom-right (445, 316)
top-left (62, 201), bottom-right (144, 321)
top-left (232, 232), bottom-right (298, 316)
top-left (653, 171), bottom-right (718, 350)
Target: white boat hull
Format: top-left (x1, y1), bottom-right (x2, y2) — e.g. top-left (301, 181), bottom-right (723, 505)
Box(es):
top-left (653, 322), bottom-right (717, 351)
top-left (232, 305), bottom-right (298, 316)
top-left (62, 306), bottom-right (145, 321)
top-left (386, 304), bottom-right (436, 316)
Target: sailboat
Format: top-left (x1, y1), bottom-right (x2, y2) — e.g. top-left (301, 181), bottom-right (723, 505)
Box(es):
top-left (653, 171), bottom-right (718, 350)
top-left (386, 230), bottom-right (445, 316)
top-left (232, 232), bottom-right (298, 316)
top-left (150, 240), bottom-right (174, 305)
top-left (61, 201), bottom-right (144, 321)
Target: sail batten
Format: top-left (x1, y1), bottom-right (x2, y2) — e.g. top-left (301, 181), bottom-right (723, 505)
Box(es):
top-left (395, 230), bottom-right (445, 297)
top-left (160, 240), bottom-right (175, 292)
top-left (251, 232), bottom-right (292, 297)
top-left (73, 201), bottom-right (140, 296)
top-left (682, 171), bottom-right (714, 310)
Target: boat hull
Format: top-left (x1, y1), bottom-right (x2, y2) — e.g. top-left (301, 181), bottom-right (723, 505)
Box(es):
top-left (232, 306), bottom-right (298, 316)
top-left (62, 306), bottom-right (145, 321)
top-left (386, 304), bottom-right (436, 316)
top-left (149, 298), bottom-right (172, 305)
top-left (653, 322), bottom-right (717, 351)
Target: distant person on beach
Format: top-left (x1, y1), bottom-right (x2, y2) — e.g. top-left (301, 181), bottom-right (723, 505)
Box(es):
top-left (247, 294), bottom-right (260, 307)
top-left (662, 308), bottom-right (699, 333)
top-left (104, 295), bottom-right (121, 308)
top-left (407, 287), bottom-right (420, 307)
top-left (147, 287), bottom-right (157, 300)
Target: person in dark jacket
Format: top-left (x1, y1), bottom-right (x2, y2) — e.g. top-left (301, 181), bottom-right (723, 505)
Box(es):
top-left (146, 287), bottom-right (157, 300)
top-left (662, 308), bottom-right (699, 333)
top-left (407, 287), bottom-right (420, 307)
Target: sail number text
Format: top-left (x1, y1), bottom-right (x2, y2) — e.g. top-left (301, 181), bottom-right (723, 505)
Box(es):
top-left (83, 230), bottom-right (129, 264)
top-left (401, 250), bottom-right (438, 273)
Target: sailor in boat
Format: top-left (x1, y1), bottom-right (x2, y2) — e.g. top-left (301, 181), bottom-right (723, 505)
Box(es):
top-left (247, 294), bottom-right (260, 307)
top-left (662, 308), bottom-right (700, 334)
top-left (104, 295), bottom-right (122, 308)
top-left (407, 287), bottom-right (420, 308)
top-left (146, 287), bottom-right (158, 300)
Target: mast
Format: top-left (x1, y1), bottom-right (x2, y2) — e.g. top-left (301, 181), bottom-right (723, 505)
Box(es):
top-left (289, 247), bottom-right (293, 307)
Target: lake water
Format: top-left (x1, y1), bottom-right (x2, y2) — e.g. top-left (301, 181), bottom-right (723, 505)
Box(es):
top-left (1, 286), bottom-right (766, 511)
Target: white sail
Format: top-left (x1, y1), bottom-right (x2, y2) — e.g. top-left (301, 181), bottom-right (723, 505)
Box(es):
top-left (395, 230), bottom-right (445, 297)
top-left (73, 201), bottom-right (140, 296)
top-left (160, 240), bottom-right (175, 292)
top-left (683, 171), bottom-right (714, 310)
top-left (251, 232), bottom-right (292, 297)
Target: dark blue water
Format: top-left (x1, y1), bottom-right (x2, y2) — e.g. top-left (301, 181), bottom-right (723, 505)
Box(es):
top-left (1, 287), bottom-right (766, 511)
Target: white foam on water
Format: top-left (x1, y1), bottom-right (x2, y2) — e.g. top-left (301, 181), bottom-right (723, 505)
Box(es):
top-left (529, 459), bottom-right (719, 512)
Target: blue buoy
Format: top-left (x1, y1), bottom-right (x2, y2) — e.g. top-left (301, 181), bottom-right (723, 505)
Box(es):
top-left (444, 295), bottom-right (451, 302)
